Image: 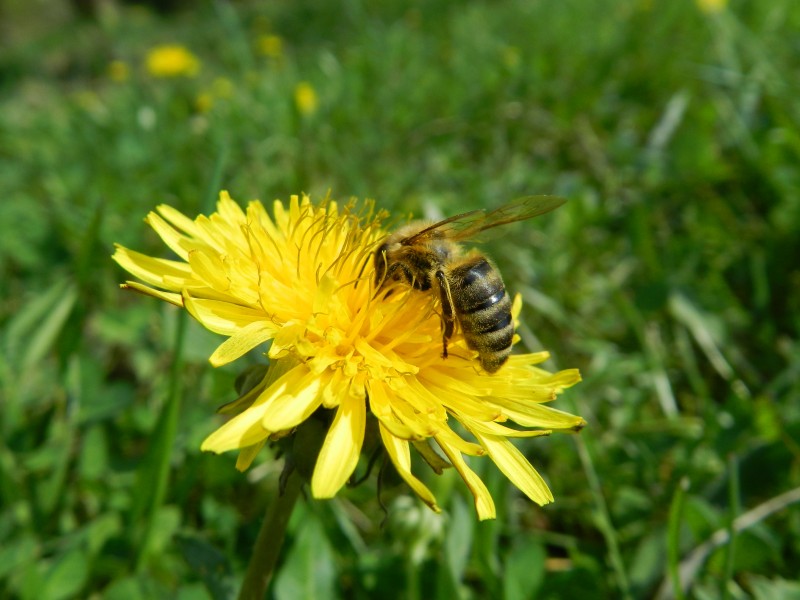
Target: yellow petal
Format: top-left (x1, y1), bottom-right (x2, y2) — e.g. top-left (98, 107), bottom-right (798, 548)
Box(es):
top-left (112, 245), bottom-right (193, 290)
top-left (386, 395), bottom-right (440, 438)
top-left (157, 203), bottom-right (203, 237)
top-left (146, 211), bottom-right (191, 260)
top-left (202, 365), bottom-right (307, 452)
top-left (472, 431), bottom-right (553, 506)
top-left (312, 272), bottom-right (339, 316)
top-left (427, 380), bottom-right (502, 421)
top-left (435, 439), bottom-right (495, 520)
top-left (188, 248), bottom-right (231, 292)
top-left (320, 368), bottom-right (346, 408)
top-left (208, 319), bottom-right (279, 366)
top-left (311, 387), bottom-right (366, 498)
top-left (367, 380), bottom-right (421, 440)
top-left (398, 377), bottom-right (448, 421)
top-left (217, 191), bottom-right (247, 224)
top-left (246, 200), bottom-right (282, 240)
top-left (201, 402), bottom-right (271, 453)
top-left (495, 401), bottom-right (587, 431)
top-left (434, 426), bottom-right (485, 456)
top-left (511, 292), bottom-right (523, 320)
top-left (456, 414), bottom-right (552, 439)
top-left (379, 424), bottom-right (440, 512)
top-left (260, 369), bottom-right (324, 431)
top-left (355, 338), bottom-right (397, 370)
top-left (182, 293), bottom-right (271, 336)
top-left (235, 440), bottom-right (266, 471)
top-left (192, 215), bottom-right (227, 253)
top-left (368, 379), bottom-right (440, 439)
top-left (505, 351), bottom-right (550, 366)
top-left (121, 281), bottom-right (183, 307)
top-left (375, 416), bottom-right (419, 440)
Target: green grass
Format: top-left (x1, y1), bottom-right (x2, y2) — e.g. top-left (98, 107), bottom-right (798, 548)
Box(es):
top-left (2, 0), bottom-right (800, 598)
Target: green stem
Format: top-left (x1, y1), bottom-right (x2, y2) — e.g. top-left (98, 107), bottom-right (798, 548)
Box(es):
top-left (238, 469), bottom-right (304, 600)
top-left (721, 454), bottom-right (740, 600)
top-left (135, 309), bottom-right (186, 570)
top-left (667, 478), bottom-right (688, 600)
top-left (574, 434), bottom-right (633, 600)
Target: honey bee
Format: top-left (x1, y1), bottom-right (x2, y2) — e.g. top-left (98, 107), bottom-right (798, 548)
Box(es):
top-left (373, 196), bottom-right (566, 373)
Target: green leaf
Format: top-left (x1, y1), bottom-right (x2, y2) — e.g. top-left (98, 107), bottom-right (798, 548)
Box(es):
top-left (102, 577), bottom-right (151, 600)
top-left (274, 508), bottom-right (337, 600)
top-left (28, 416), bottom-right (75, 517)
top-left (40, 549), bottom-right (89, 600)
top-left (749, 576), bottom-right (800, 600)
top-left (502, 537), bottom-right (545, 600)
top-left (84, 512), bottom-right (123, 556)
top-left (0, 534), bottom-right (39, 581)
top-left (148, 505), bottom-right (182, 556)
top-left (444, 495), bottom-right (473, 585)
top-left (78, 425), bottom-right (109, 480)
top-left (176, 534), bottom-right (236, 600)
top-left (3, 278), bottom-right (77, 372)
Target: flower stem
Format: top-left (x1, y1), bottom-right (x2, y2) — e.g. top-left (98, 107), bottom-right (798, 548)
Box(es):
top-left (238, 468), bottom-right (304, 600)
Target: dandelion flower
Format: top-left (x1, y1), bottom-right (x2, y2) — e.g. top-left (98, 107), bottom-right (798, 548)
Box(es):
top-left (696, 0), bottom-right (727, 13)
top-left (294, 82), bottom-right (318, 116)
top-left (195, 92), bottom-right (213, 113)
top-left (258, 34), bottom-right (283, 59)
top-left (108, 60), bottom-right (130, 83)
top-left (112, 192), bottom-right (584, 520)
top-left (145, 44), bottom-right (200, 78)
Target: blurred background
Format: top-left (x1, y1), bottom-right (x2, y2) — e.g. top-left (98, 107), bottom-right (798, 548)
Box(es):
top-left (2, 0), bottom-right (799, 598)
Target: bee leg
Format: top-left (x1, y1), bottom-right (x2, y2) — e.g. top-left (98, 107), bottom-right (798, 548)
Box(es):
top-left (435, 270), bottom-right (456, 359)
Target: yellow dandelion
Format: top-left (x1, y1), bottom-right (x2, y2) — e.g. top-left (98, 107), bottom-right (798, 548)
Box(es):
top-left (112, 193), bottom-right (584, 520)
top-left (258, 34), bottom-right (283, 59)
top-left (294, 82), bottom-right (319, 116)
top-left (696, 0), bottom-right (727, 13)
top-left (195, 92), bottom-right (213, 113)
top-left (145, 44), bottom-right (201, 78)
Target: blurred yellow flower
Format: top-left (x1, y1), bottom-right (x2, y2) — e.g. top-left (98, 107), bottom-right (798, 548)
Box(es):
top-left (108, 60), bottom-right (129, 82)
top-left (145, 44), bottom-right (200, 78)
top-left (113, 193), bottom-right (584, 520)
top-left (195, 92), bottom-right (213, 113)
top-left (72, 90), bottom-right (106, 119)
top-left (194, 78), bottom-right (234, 113)
top-left (258, 34), bottom-right (283, 59)
top-left (294, 82), bottom-right (318, 116)
top-left (696, 0), bottom-right (727, 13)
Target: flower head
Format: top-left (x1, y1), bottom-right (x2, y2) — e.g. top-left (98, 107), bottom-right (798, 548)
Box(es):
top-left (145, 44), bottom-right (201, 78)
top-left (113, 192), bottom-right (584, 519)
top-left (696, 0), bottom-right (727, 13)
top-left (258, 34), bottom-right (284, 59)
top-left (294, 82), bottom-right (319, 116)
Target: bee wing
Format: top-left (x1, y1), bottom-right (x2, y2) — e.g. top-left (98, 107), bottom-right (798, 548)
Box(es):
top-left (401, 195), bottom-right (567, 244)
top-left (399, 209), bottom-right (484, 244)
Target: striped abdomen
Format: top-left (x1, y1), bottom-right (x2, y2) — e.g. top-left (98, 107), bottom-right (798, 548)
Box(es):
top-left (450, 257), bottom-right (513, 373)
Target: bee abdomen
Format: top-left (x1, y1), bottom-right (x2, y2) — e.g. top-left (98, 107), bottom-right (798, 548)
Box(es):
top-left (452, 258), bottom-right (514, 373)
